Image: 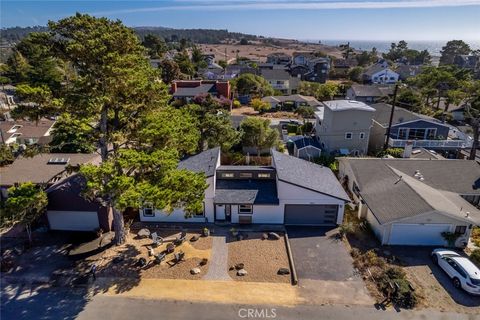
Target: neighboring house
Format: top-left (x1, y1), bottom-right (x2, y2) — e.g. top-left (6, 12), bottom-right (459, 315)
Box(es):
top-left (0, 88), bottom-right (16, 112)
top-left (451, 106), bottom-right (466, 122)
top-left (266, 53), bottom-right (292, 65)
top-left (332, 58), bottom-right (358, 77)
top-left (289, 52), bottom-right (330, 83)
top-left (346, 84), bottom-right (393, 103)
top-left (0, 119), bottom-right (55, 146)
top-left (0, 153), bottom-right (111, 232)
top-left (262, 94), bottom-right (322, 110)
top-left (368, 103), bottom-right (471, 153)
top-left (396, 64), bottom-right (424, 81)
top-left (363, 63), bottom-right (399, 84)
top-left (454, 55), bottom-right (479, 72)
top-left (260, 69), bottom-right (300, 95)
top-left (170, 80), bottom-right (231, 102)
top-left (315, 100), bottom-right (375, 156)
top-left (289, 136), bottom-right (322, 160)
top-left (338, 158), bottom-right (480, 246)
top-left (140, 148), bottom-right (349, 226)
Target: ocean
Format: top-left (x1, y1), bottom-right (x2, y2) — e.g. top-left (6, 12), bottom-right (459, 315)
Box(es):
top-left (308, 40), bottom-right (480, 56)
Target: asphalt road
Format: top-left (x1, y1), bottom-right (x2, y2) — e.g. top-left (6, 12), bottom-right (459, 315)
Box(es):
top-left (1, 283), bottom-right (474, 320)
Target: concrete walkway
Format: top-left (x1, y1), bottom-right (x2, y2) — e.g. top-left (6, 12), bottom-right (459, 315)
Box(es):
top-left (203, 234), bottom-right (232, 281)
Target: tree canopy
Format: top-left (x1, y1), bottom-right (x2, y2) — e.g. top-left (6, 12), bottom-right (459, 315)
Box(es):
top-left (439, 40), bottom-right (471, 65)
top-left (231, 73), bottom-right (274, 97)
top-left (240, 117), bottom-right (279, 155)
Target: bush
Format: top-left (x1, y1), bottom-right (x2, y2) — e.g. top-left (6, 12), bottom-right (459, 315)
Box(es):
top-left (471, 249), bottom-right (480, 268)
top-left (377, 148), bottom-right (404, 158)
top-left (250, 98), bottom-right (270, 113)
top-left (287, 124), bottom-right (298, 134)
top-left (233, 99), bottom-right (241, 108)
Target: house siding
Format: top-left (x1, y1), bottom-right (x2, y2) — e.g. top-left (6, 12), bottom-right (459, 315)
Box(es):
top-left (390, 120), bottom-right (449, 140)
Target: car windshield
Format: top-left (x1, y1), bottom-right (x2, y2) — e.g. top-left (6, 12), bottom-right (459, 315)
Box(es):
top-left (470, 278), bottom-right (480, 286)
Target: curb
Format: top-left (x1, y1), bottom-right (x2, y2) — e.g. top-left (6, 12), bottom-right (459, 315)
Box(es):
top-left (284, 231), bottom-right (298, 286)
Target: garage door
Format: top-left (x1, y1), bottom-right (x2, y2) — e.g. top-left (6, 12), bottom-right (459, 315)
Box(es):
top-left (47, 210), bottom-right (99, 231)
top-left (389, 224), bottom-right (451, 246)
top-left (284, 204), bottom-right (338, 226)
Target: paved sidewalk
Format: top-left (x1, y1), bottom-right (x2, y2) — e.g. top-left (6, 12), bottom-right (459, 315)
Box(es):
top-left (203, 234), bottom-right (231, 281)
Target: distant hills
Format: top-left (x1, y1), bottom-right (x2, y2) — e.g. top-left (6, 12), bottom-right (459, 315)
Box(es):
top-left (1, 25), bottom-right (260, 44)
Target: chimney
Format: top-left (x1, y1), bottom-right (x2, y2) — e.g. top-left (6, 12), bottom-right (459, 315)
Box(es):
top-left (402, 140), bottom-right (413, 158)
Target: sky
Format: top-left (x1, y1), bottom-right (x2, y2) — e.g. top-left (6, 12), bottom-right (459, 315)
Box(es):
top-left (1, 0), bottom-right (480, 41)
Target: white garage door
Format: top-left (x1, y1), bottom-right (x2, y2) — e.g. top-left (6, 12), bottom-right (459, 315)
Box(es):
top-left (389, 223), bottom-right (451, 246)
top-left (47, 210), bottom-right (99, 231)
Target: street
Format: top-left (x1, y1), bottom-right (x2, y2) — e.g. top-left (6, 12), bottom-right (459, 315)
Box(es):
top-left (1, 282), bottom-right (477, 320)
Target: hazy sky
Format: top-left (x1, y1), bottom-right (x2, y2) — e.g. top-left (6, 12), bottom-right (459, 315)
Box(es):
top-left (2, 0), bottom-right (480, 41)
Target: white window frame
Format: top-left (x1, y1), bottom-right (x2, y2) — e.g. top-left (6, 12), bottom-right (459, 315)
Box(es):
top-left (142, 202), bottom-right (154, 217)
top-left (258, 173), bottom-right (271, 178)
top-left (345, 132), bottom-right (353, 140)
top-left (426, 128), bottom-right (437, 140)
top-left (221, 173), bottom-right (234, 178)
top-left (239, 172), bottom-right (253, 178)
top-left (238, 205), bottom-right (253, 214)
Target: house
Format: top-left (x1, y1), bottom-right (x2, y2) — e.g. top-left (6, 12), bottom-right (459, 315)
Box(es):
top-left (332, 58), bottom-right (358, 77)
top-left (346, 84), bottom-right (393, 103)
top-left (289, 52), bottom-right (330, 83)
top-left (0, 119), bottom-right (55, 146)
top-left (315, 100), bottom-right (375, 156)
top-left (0, 153), bottom-right (111, 232)
top-left (368, 103), bottom-right (471, 153)
top-left (140, 148), bottom-right (349, 226)
top-left (260, 69), bottom-right (300, 95)
top-left (289, 136), bottom-right (322, 160)
top-left (363, 63), bottom-right (399, 84)
top-left (170, 80), bottom-right (231, 102)
top-left (454, 55), bottom-right (479, 72)
top-left (396, 64), bottom-right (424, 81)
top-left (338, 158), bottom-right (480, 246)
top-left (266, 53), bottom-right (292, 65)
top-left (262, 94), bottom-right (322, 110)
top-left (451, 106), bottom-right (465, 122)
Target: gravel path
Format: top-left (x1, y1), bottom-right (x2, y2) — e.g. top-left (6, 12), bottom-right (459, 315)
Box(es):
top-left (203, 235), bottom-right (232, 281)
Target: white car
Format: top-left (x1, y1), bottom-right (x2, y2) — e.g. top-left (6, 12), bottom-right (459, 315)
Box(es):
top-left (431, 249), bottom-right (480, 295)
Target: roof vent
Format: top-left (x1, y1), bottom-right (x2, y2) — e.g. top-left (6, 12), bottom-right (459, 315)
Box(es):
top-left (47, 157), bottom-right (70, 165)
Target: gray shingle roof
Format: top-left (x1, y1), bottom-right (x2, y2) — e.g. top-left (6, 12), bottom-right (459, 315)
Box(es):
top-left (172, 84), bottom-right (215, 97)
top-left (178, 147), bottom-right (220, 177)
top-left (342, 158), bottom-right (480, 224)
top-left (350, 85), bottom-right (383, 97)
top-left (271, 150), bottom-right (349, 201)
top-left (215, 179), bottom-right (279, 204)
top-left (260, 69), bottom-right (291, 80)
top-left (371, 103), bottom-right (433, 127)
top-left (363, 64), bottom-right (388, 77)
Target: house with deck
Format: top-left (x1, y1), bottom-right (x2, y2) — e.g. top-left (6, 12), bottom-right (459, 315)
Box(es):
top-left (140, 148), bottom-right (349, 226)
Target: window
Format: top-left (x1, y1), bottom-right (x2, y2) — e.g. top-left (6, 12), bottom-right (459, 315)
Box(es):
top-left (455, 226), bottom-right (467, 235)
top-left (239, 172), bottom-right (253, 178)
top-left (238, 205), bottom-right (253, 214)
top-left (258, 173), bottom-right (271, 178)
top-left (359, 132), bottom-right (365, 139)
top-left (408, 128), bottom-right (426, 140)
top-left (221, 173), bottom-right (234, 178)
top-left (345, 132), bottom-right (352, 139)
top-left (8, 125), bottom-right (22, 133)
top-left (398, 128), bottom-right (408, 140)
top-left (142, 203), bottom-right (154, 217)
top-left (426, 128), bottom-right (437, 140)
top-left (194, 203), bottom-right (205, 217)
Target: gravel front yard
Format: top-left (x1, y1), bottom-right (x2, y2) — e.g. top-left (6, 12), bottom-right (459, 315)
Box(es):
top-left (77, 231), bottom-right (212, 280)
top-left (227, 232), bottom-right (291, 283)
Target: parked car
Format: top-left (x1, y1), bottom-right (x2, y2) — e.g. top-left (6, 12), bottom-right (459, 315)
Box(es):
top-left (431, 249), bottom-right (480, 295)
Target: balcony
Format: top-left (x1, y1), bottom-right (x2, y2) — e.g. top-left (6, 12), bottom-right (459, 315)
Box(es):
top-left (389, 138), bottom-right (472, 149)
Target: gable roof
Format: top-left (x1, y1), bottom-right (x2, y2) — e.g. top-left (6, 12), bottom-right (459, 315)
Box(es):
top-left (178, 147), bottom-right (220, 177)
top-left (0, 153), bottom-right (100, 187)
top-left (271, 150), bottom-right (349, 201)
top-left (371, 103), bottom-right (436, 127)
top-left (0, 119), bottom-right (55, 142)
top-left (350, 84), bottom-right (394, 98)
top-left (342, 158), bottom-right (480, 224)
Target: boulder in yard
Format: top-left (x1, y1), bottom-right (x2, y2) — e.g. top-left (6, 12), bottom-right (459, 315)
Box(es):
top-left (138, 257), bottom-right (147, 267)
top-left (190, 235), bottom-right (200, 242)
top-left (277, 268), bottom-right (290, 275)
top-left (268, 232), bottom-right (281, 240)
top-left (237, 269), bottom-right (248, 276)
top-left (200, 258), bottom-right (208, 266)
top-left (235, 263), bottom-right (245, 270)
top-left (237, 234), bottom-right (244, 241)
top-left (190, 268), bottom-right (201, 275)
top-left (137, 228), bottom-right (150, 238)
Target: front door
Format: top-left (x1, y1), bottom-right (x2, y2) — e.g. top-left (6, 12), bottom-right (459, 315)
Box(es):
top-left (225, 205), bottom-right (232, 222)
top-left (216, 205), bottom-right (226, 220)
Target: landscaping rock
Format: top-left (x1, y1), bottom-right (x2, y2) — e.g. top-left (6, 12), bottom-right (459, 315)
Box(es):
top-left (262, 233), bottom-right (268, 240)
top-left (229, 266), bottom-right (235, 271)
top-left (277, 268), bottom-right (290, 275)
top-left (235, 263), bottom-right (245, 270)
top-left (190, 268), bottom-right (201, 275)
top-left (148, 247), bottom-right (155, 256)
top-left (237, 269), bottom-right (248, 276)
top-left (137, 228), bottom-right (150, 238)
top-left (200, 258), bottom-right (208, 266)
top-left (190, 235), bottom-right (200, 242)
top-left (237, 234), bottom-right (244, 241)
top-left (268, 232), bottom-right (281, 240)
top-left (166, 243), bottom-right (175, 253)
top-left (138, 257), bottom-right (147, 267)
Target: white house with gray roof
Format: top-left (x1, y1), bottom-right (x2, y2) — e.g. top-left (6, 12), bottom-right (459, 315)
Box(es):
top-left (338, 158), bottom-right (480, 246)
top-left (140, 148), bottom-right (349, 226)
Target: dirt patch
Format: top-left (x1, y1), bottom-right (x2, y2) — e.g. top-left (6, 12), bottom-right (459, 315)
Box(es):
top-left (76, 231), bottom-right (212, 280)
top-left (227, 232), bottom-right (290, 283)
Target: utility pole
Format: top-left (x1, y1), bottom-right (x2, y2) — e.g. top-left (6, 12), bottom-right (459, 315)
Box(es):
top-left (383, 83), bottom-right (400, 151)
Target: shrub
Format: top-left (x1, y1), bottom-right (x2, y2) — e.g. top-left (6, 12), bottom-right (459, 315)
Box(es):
top-left (377, 148), bottom-right (404, 158)
top-left (250, 98), bottom-right (270, 113)
top-left (286, 124), bottom-right (298, 134)
top-left (471, 249), bottom-right (480, 268)
top-left (233, 99), bottom-right (242, 108)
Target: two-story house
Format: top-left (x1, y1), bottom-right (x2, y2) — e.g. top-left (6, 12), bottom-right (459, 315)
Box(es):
top-left (368, 103), bottom-right (471, 153)
top-left (363, 62), bottom-right (399, 84)
top-left (260, 69), bottom-right (300, 95)
top-left (346, 84), bottom-right (393, 104)
top-left (315, 100), bottom-right (375, 156)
